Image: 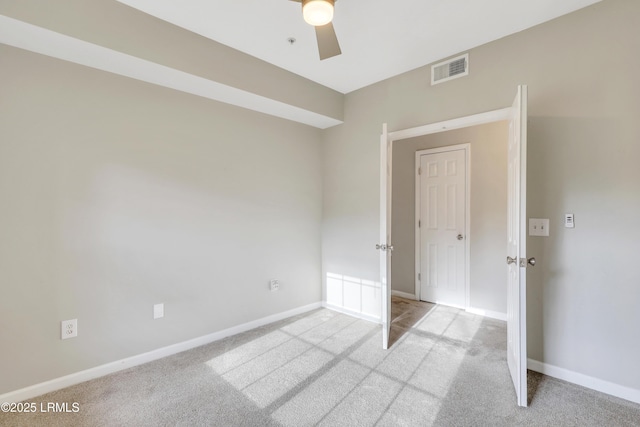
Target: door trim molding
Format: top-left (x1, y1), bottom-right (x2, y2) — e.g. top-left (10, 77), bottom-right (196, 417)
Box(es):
top-left (388, 108), bottom-right (511, 141)
top-left (415, 144), bottom-right (470, 306)
top-left (382, 106), bottom-right (512, 322)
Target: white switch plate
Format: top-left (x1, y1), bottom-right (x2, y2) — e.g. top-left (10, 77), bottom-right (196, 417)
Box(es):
top-left (564, 213), bottom-right (575, 228)
top-left (529, 218), bottom-right (550, 237)
top-left (153, 303), bottom-right (164, 319)
top-left (61, 319), bottom-right (77, 339)
top-left (269, 279), bottom-right (280, 292)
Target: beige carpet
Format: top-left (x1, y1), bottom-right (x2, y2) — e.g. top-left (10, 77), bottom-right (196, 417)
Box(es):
top-left (1, 298), bottom-right (639, 426)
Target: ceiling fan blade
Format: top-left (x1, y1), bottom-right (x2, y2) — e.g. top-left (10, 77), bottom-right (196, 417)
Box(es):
top-left (315, 22), bottom-right (341, 60)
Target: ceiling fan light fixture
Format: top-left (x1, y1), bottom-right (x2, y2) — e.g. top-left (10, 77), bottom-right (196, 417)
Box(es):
top-left (302, 0), bottom-right (334, 26)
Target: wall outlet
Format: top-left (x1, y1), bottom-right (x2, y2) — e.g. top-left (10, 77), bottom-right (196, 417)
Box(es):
top-left (61, 319), bottom-right (77, 340)
top-left (269, 279), bottom-right (280, 292)
top-left (153, 303), bottom-right (164, 319)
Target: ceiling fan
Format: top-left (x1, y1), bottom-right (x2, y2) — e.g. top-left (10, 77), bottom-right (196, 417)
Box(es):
top-left (290, 0), bottom-right (341, 60)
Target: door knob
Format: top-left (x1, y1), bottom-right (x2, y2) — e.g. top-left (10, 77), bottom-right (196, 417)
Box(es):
top-left (527, 257), bottom-right (536, 266)
top-left (506, 256), bottom-right (517, 265)
top-left (457, 234), bottom-right (464, 241)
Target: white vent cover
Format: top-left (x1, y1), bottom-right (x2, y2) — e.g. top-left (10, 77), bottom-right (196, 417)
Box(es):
top-left (431, 53), bottom-right (469, 85)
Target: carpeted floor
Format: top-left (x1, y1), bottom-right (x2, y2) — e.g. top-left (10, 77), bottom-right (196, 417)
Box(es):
top-left (2, 297), bottom-right (639, 426)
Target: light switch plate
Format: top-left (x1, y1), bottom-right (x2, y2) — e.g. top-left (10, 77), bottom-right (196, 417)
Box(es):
top-left (153, 303), bottom-right (164, 319)
top-left (529, 218), bottom-right (550, 236)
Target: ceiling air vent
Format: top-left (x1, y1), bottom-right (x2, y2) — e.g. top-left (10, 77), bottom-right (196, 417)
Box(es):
top-left (431, 53), bottom-right (469, 85)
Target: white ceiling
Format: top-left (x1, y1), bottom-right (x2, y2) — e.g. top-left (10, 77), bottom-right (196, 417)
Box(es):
top-left (117, 0), bottom-right (601, 94)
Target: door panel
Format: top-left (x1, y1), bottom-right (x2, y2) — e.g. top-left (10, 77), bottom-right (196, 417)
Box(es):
top-left (419, 148), bottom-right (466, 307)
top-left (380, 124), bottom-right (392, 349)
top-left (507, 85), bottom-right (528, 407)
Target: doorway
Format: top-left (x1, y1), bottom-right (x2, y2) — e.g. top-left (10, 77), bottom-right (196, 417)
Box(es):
top-left (379, 85), bottom-right (529, 406)
top-left (388, 122), bottom-right (509, 319)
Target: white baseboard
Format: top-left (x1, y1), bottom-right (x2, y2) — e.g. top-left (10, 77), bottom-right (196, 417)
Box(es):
top-left (391, 290), bottom-right (416, 300)
top-left (387, 294), bottom-right (506, 322)
top-left (424, 300), bottom-right (507, 322)
top-left (528, 358), bottom-right (640, 404)
top-left (0, 302), bottom-right (322, 404)
top-left (322, 302), bottom-right (381, 324)
top-left (465, 307), bottom-right (507, 322)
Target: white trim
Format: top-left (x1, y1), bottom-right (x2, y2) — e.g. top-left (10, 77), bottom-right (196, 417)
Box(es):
top-left (388, 108), bottom-right (511, 142)
top-left (414, 144), bottom-right (470, 310)
top-left (0, 302), bottom-right (322, 404)
top-left (432, 303), bottom-right (506, 321)
top-left (414, 145), bottom-right (469, 155)
top-left (415, 152), bottom-right (422, 301)
top-left (382, 106), bottom-right (512, 355)
top-left (432, 301), bottom-right (466, 310)
top-left (323, 302), bottom-right (381, 324)
top-left (465, 307), bottom-right (507, 321)
top-left (391, 290), bottom-right (416, 300)
top-left (528, 359), bottom-right (640, 405)
top-left (0, 15), bottom-right (342, 129)
top-left (390, 293), bottom-right (505, 322)
top-left (465, 147), bottom-right (471, 310)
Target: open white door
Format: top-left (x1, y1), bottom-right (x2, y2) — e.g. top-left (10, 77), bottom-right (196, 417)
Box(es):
top-left (379, 124), bottom-right (392, 349)
top-left (507, 85), bottom-right (529, 407)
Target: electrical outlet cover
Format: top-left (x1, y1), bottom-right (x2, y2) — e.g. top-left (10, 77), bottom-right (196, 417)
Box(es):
top-left (153, 303), bottom-right (164, 319)
top-left (61, 319), bottom-right (77, 339)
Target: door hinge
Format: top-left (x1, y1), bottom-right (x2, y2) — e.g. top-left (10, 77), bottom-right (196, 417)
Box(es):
top-left (418, 220), bottom-right (421, 228)
top-left (418, 167), bottom-right (422, 175)
top-left (418, 273), bottom-right (421, 281)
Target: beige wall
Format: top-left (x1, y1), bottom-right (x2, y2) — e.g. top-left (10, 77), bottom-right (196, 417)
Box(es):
top-left (392, 122), bottom-right (508, 315)
top-left (0, 45), bottom-right (323, 394)
top-left (323, 0), bottom-right (640, 392)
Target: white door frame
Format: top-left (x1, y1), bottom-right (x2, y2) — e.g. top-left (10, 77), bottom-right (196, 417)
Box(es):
top-left (386, 108), bottom-right (511, 142)
top-left (380, 107), bottom-right (511, 329)
top-left (381, 94), bottom-right (529, 406)
top-left (381, 108), bottom-right (511, 302)
top-left (414, 144), bottom-right (470, 307)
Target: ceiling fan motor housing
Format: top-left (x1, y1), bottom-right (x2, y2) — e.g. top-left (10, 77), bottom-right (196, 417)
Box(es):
top-left (302, 0), bottom-right (335, 27)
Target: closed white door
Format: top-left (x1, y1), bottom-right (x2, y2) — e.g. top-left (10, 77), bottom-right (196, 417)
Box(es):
top-left (507, 85), bottom-right (528, 407)
top-left (418, 146), bottom-right (467, 307)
